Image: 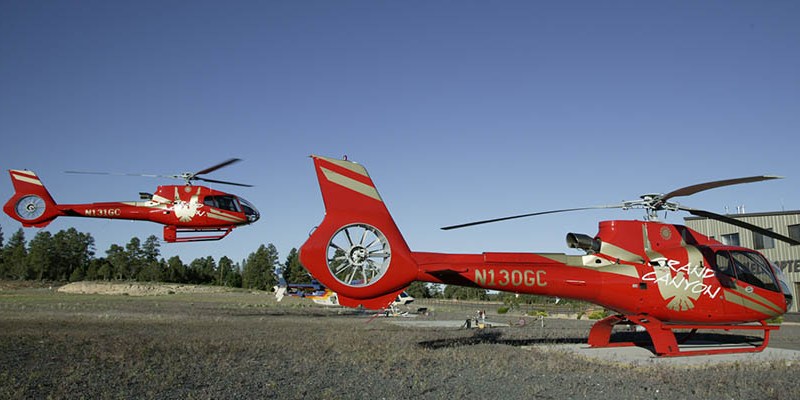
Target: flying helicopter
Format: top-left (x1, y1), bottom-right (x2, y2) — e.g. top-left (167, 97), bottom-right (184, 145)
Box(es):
top-left (3, 159), bottom-right (260, 242)
top-left (298, 155), bottom-right (798, 357)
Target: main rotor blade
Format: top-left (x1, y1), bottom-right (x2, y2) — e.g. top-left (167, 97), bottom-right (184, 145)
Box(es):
top-left (681, 206), bottom-right (800, 246)
top-left (65, 170), bottom-right (164, 179)
top-left (662, 175), bottom-right (782, 202)
top-left (195, 176), bottom-right (253, 187)
top-left (195, 158), bottom-right (241, 176)
top-left (441, 205), bottom-right (623, 230)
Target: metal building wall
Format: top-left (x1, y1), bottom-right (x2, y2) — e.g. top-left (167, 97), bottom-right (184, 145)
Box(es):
top-left (684, 211), bottom-right (800, 312)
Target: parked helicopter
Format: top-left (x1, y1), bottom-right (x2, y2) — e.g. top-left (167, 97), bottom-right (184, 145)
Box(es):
top-left (299, 155), bottom-right (798, 357)
top-left (3, 159), bottom-right (259, 242)
top-left (273, 270), bottom-right (415, 309)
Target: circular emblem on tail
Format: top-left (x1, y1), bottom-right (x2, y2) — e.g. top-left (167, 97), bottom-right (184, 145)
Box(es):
top-left (15, 195), bottom-right (47, 220)
top-left (326, 223), bottom-right (391, 287)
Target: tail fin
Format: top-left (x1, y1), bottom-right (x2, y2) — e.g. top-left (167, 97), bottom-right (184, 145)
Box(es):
top-left (299, 155), bottom-right (418, 309)
top-left (3, 170), bottom-right (61, 227)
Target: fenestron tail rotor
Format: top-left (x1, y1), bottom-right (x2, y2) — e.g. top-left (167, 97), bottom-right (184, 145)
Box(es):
top-left (442, 175), bottom-right (797, 245)
top-left (66, 158), bottom-right (252, 187)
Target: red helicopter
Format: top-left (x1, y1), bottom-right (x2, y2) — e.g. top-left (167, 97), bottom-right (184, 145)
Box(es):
top-left (299, 155), bottom-right (798, 357)
top-left (3, 159), bottom-right (259, 242)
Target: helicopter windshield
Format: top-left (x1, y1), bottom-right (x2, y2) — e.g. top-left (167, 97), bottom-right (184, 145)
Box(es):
top-left (203, 195), bottom-right (241, 213)
top-left (237, 197), bottom-right (260, 223)
top-left (203, 195), bottom-right (259, 223)
top-left (771, 261), bottom-right (794, 309)
top-left (714, 250), bottom-right (780, 293)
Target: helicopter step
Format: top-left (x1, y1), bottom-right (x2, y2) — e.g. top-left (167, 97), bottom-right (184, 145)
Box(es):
top-left (163, 225), bottom-right (234, 243)
top-left (587, 314), bottom-right (779, 357)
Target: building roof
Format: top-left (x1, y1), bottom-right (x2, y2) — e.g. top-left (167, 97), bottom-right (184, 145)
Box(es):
top-left (684, 210), bottom-right (800, 221)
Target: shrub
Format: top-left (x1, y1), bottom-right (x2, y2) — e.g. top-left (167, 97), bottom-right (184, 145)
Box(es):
top-left (587, 309), bottom-right (609, 320)
top-left (527, 310), bottom-right (548, 318)
top-left (767, 316), bottom-right (783, 324)
top-left (497, 306), bottom-right (509, 314)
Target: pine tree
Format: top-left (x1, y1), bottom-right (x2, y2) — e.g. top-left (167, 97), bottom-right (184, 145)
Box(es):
top-left (28, 231), bottom-right (55, 280)
top-left (0, 225), bottom-right (4, 274)
top-left (3, 229), bottom-right (29, 280)
top-left (282, 248), bottom-right (311, 284)
top-left (242, 244), bottom-right (279, 290)
top-left (53, 228), bottom-right (94, 281)
top-left (218, 256), bottom-right (241, 287)
top-left (125, 237), bottom-right (143, 280)
top-left (443, 285), bottom-right (488, 301)
top-left (142, 235), bottom-right (160, 263)
top-left (106, 244), bottom-right (128, 280)
top-left (137, 258), bottom-right (164, 282)
top-left (165, 256), bottom-right (187, 283)
top-left (406, 281), bottom-right (432, 299)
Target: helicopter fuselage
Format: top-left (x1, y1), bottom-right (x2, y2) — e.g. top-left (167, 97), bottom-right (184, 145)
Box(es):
top-left (4, 170), bottom-right (259, 242)
top-left (57, 185), bottom-right (259, 228)
top-left (409, 220), bottom-right (789, 324)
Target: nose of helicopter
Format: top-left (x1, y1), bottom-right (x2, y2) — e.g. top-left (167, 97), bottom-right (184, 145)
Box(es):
top-left (238, 197), bottom-right (260, 223)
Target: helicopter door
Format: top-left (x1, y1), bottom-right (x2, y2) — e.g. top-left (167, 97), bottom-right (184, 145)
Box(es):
top-left (713, 251), bottom-right (747, 319)
top-left (716, 250), bottom-right (783, 319)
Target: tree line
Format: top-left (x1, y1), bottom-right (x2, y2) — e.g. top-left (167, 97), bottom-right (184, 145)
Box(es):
top-left (0, 226), bottom-right (287, 291)
top-left (0, 225), bottom-right (568, 304)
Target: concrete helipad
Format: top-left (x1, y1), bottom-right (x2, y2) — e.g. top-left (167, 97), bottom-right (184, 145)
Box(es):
top-left (384, 319), bottom-right (510, 328)
top-left (534, 343), bottom-right (800, 366)
top-left (384, 318), bottom-right (800, 365)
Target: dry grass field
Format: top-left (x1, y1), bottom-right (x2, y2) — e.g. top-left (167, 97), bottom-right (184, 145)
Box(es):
top-left (1, 282), bottom-right (799, 399)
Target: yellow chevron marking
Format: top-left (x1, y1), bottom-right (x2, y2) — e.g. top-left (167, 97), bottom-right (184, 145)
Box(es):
top-left (596, 264), bottom-right (639, 278)
top-left (121, 201), bottom-right (168, 210)
top-left (729, 285), bottom-right (783, 314)
top-left (11, 169), bottom-right (37, 177)
top-left (208, 209), bottom-right (244, 223)
top-left (725, 289), bottom-right (782, 317)
top-left (152, 194), bottom-right (170, 204)
top-left (12, 172), bottom-right (43, 186)
top-left (315, 155), bottom-right (370, 178)
top-left (321, 167), bottom-right (382, 202)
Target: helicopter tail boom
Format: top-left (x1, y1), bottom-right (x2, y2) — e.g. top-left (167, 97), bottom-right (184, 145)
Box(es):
top-left (3, 170), bottom-right (62, 227)
top-left (299, 155), bottom-right (418, 309)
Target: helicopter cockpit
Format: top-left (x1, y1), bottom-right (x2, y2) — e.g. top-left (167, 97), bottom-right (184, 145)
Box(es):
top-left (238, 197), bottom-right (260, 223)
top-left (203, 195), bottom-right (260, 223)
top-left (711, 248), bottom-right (792, 307)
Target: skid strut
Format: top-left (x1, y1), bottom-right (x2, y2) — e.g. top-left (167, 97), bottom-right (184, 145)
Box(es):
top-left (163, 226), bottom-right (234, 243)
top-left (587, 314), bottom-right (780, 357)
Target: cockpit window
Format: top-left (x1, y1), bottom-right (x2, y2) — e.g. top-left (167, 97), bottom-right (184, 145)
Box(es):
top-left (729, 251), bottom-right (780, 292)
top-left (715, 252), bottom-right (733, 277)
top-left (710, 250), bottom-right (781, 292)
top-left (203, 196), bottom-right (241, 213)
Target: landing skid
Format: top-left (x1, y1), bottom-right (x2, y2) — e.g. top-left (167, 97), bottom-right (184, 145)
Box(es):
top-left (587, 314), bottom-right (780, 357)
top-left (163, 226), bottom-right (234, 243)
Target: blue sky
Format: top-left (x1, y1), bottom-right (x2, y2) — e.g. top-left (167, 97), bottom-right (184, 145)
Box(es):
top-left (1, 1), bottom-right (798, 265)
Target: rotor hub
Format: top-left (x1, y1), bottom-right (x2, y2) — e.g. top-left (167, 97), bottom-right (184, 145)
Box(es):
top-left (348, 246), bottom-right (368, 266)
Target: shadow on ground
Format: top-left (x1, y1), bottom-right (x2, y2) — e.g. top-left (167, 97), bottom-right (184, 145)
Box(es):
top-left (418, 329), bottom-right (766, 352)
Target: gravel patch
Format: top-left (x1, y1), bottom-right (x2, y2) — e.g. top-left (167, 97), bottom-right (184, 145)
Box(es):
top-left (1, 289), bottom-right (798, 399)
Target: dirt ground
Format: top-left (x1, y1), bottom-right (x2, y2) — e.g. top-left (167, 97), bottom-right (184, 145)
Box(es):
top-left (56, 281), bottom-right (235, 296)
top-left (1, 282), bottom-right (799, 399)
